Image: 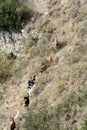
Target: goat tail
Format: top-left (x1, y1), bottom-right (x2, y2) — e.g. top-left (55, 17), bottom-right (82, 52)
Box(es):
top-left (14, 110), bottom-right (20, 120)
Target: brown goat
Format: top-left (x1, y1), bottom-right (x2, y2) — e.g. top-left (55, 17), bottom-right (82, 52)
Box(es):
top-left (46, 51), bottom-right (52, 63)
top-left (51, 35), bottom-right (59, 50)
top-left (40, 62), bottom-right (50, 73)
top-left (51, 35), bottom-right (66, 50)
top-left (10, 118), bottom-right (16, 130)
top-left (40, 52), bottom-right (52, 73)
top-left (46, 54), bottom-right (52, 64)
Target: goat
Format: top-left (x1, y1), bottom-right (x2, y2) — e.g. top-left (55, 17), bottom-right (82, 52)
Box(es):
top-left (14, 110), bottom-right (20, 120)
top-left (40, 52), bottom-right (52, 73)
top-left (10, 118), bottom-right (16, 130)
top-left (53, 36), bottom-right (59, 50)
top-left (28, 84), bottom-right (37, 97)
top-left (40, 62), bottom-right (50, 73)
top-left (28, 75), bottom-right (36, 89)
top-left (46, 54), bottom-right (52, 65)
top-left (24, 92), bottom-right (30, 107)
top-left (7, 52), bottom-right (16, 60)
top-left (52, 35), bottom-right (66, 50)
top-left (10, 110), bottom-right (20, 130)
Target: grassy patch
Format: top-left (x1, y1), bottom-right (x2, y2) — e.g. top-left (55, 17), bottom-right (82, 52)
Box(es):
top-left (23, 99), bottom-right (51, 130)
top-left (27, 34), bottom-right (53, 58)
top-left (0, 91), bottom-right (3, 105)
top-left (23, 93), bottom-right (84, 130)
top-left (0, 52), bottom-right (27, 83)
top-left (0, 53), bottom-right (13, 83)
top-left (36, 73), bottom-right (52, 93)
top-left (76, 20), bottom-right (87, 37)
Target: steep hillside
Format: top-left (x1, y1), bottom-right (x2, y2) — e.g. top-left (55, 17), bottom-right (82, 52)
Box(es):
top-left (0, 0), bottom-right (87, 130)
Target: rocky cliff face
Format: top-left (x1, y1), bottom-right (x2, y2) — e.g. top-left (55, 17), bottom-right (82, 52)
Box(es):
top-left (0, 30), bottom-right (27, 56)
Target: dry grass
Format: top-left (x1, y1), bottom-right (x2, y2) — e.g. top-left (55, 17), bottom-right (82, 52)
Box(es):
top-left (1, 0), bottom-right (87, 130)
top-left (76, 20), bottom-right (87, 37)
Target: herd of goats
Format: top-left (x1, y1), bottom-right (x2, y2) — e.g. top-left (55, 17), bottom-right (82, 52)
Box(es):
top-left (10, 54), bottom-right (53, 130)
top-left (10, 75), bottom-right (36, 130)
top-left (5, 35), bottom-right (62, 130)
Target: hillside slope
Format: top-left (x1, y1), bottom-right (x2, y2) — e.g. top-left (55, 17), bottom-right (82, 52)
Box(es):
top-left (0, 0), bottom-right (87, 130)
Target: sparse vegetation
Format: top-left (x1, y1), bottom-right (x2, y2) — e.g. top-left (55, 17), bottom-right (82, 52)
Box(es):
top-left (80, 118), bottom-right (87, 130)
top-left (0, 0), bottom-right (87, 129)
top-left (76, 20), bottom-right (87, 37)
top-left (0, 53), bottom-right (28, 83)
top-left (23, 100), bottom-right (51, 130)
top-left (76, 117), bottom-right (87, 130)
top-left (0, 92), bottom-right (3, 102)
top-left (24, 91), bottom-right (87, 130)
top-left (0, 53), bottom-right (13, 83)
top-left (27, 35), bottom-right (53, 58)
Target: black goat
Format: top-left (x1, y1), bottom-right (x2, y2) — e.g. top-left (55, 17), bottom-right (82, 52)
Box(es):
top-left (8, 52), bottom-right (16, 60)
top-left (24, 93), bottom-right (30, 107)
top-left (28, 75), bottom-right (36, 89)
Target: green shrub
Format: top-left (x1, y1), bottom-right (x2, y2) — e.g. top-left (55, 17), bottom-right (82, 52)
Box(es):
top-left (80, 118), bottom-right (87, 130)
top-left (0, 0), bottom-right (33, 32)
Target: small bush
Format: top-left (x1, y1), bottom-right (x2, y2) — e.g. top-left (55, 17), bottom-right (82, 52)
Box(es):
top-left (70, 7), bottom-right (79, 19)
top-left (79, 118), bottom-right (87, 130)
